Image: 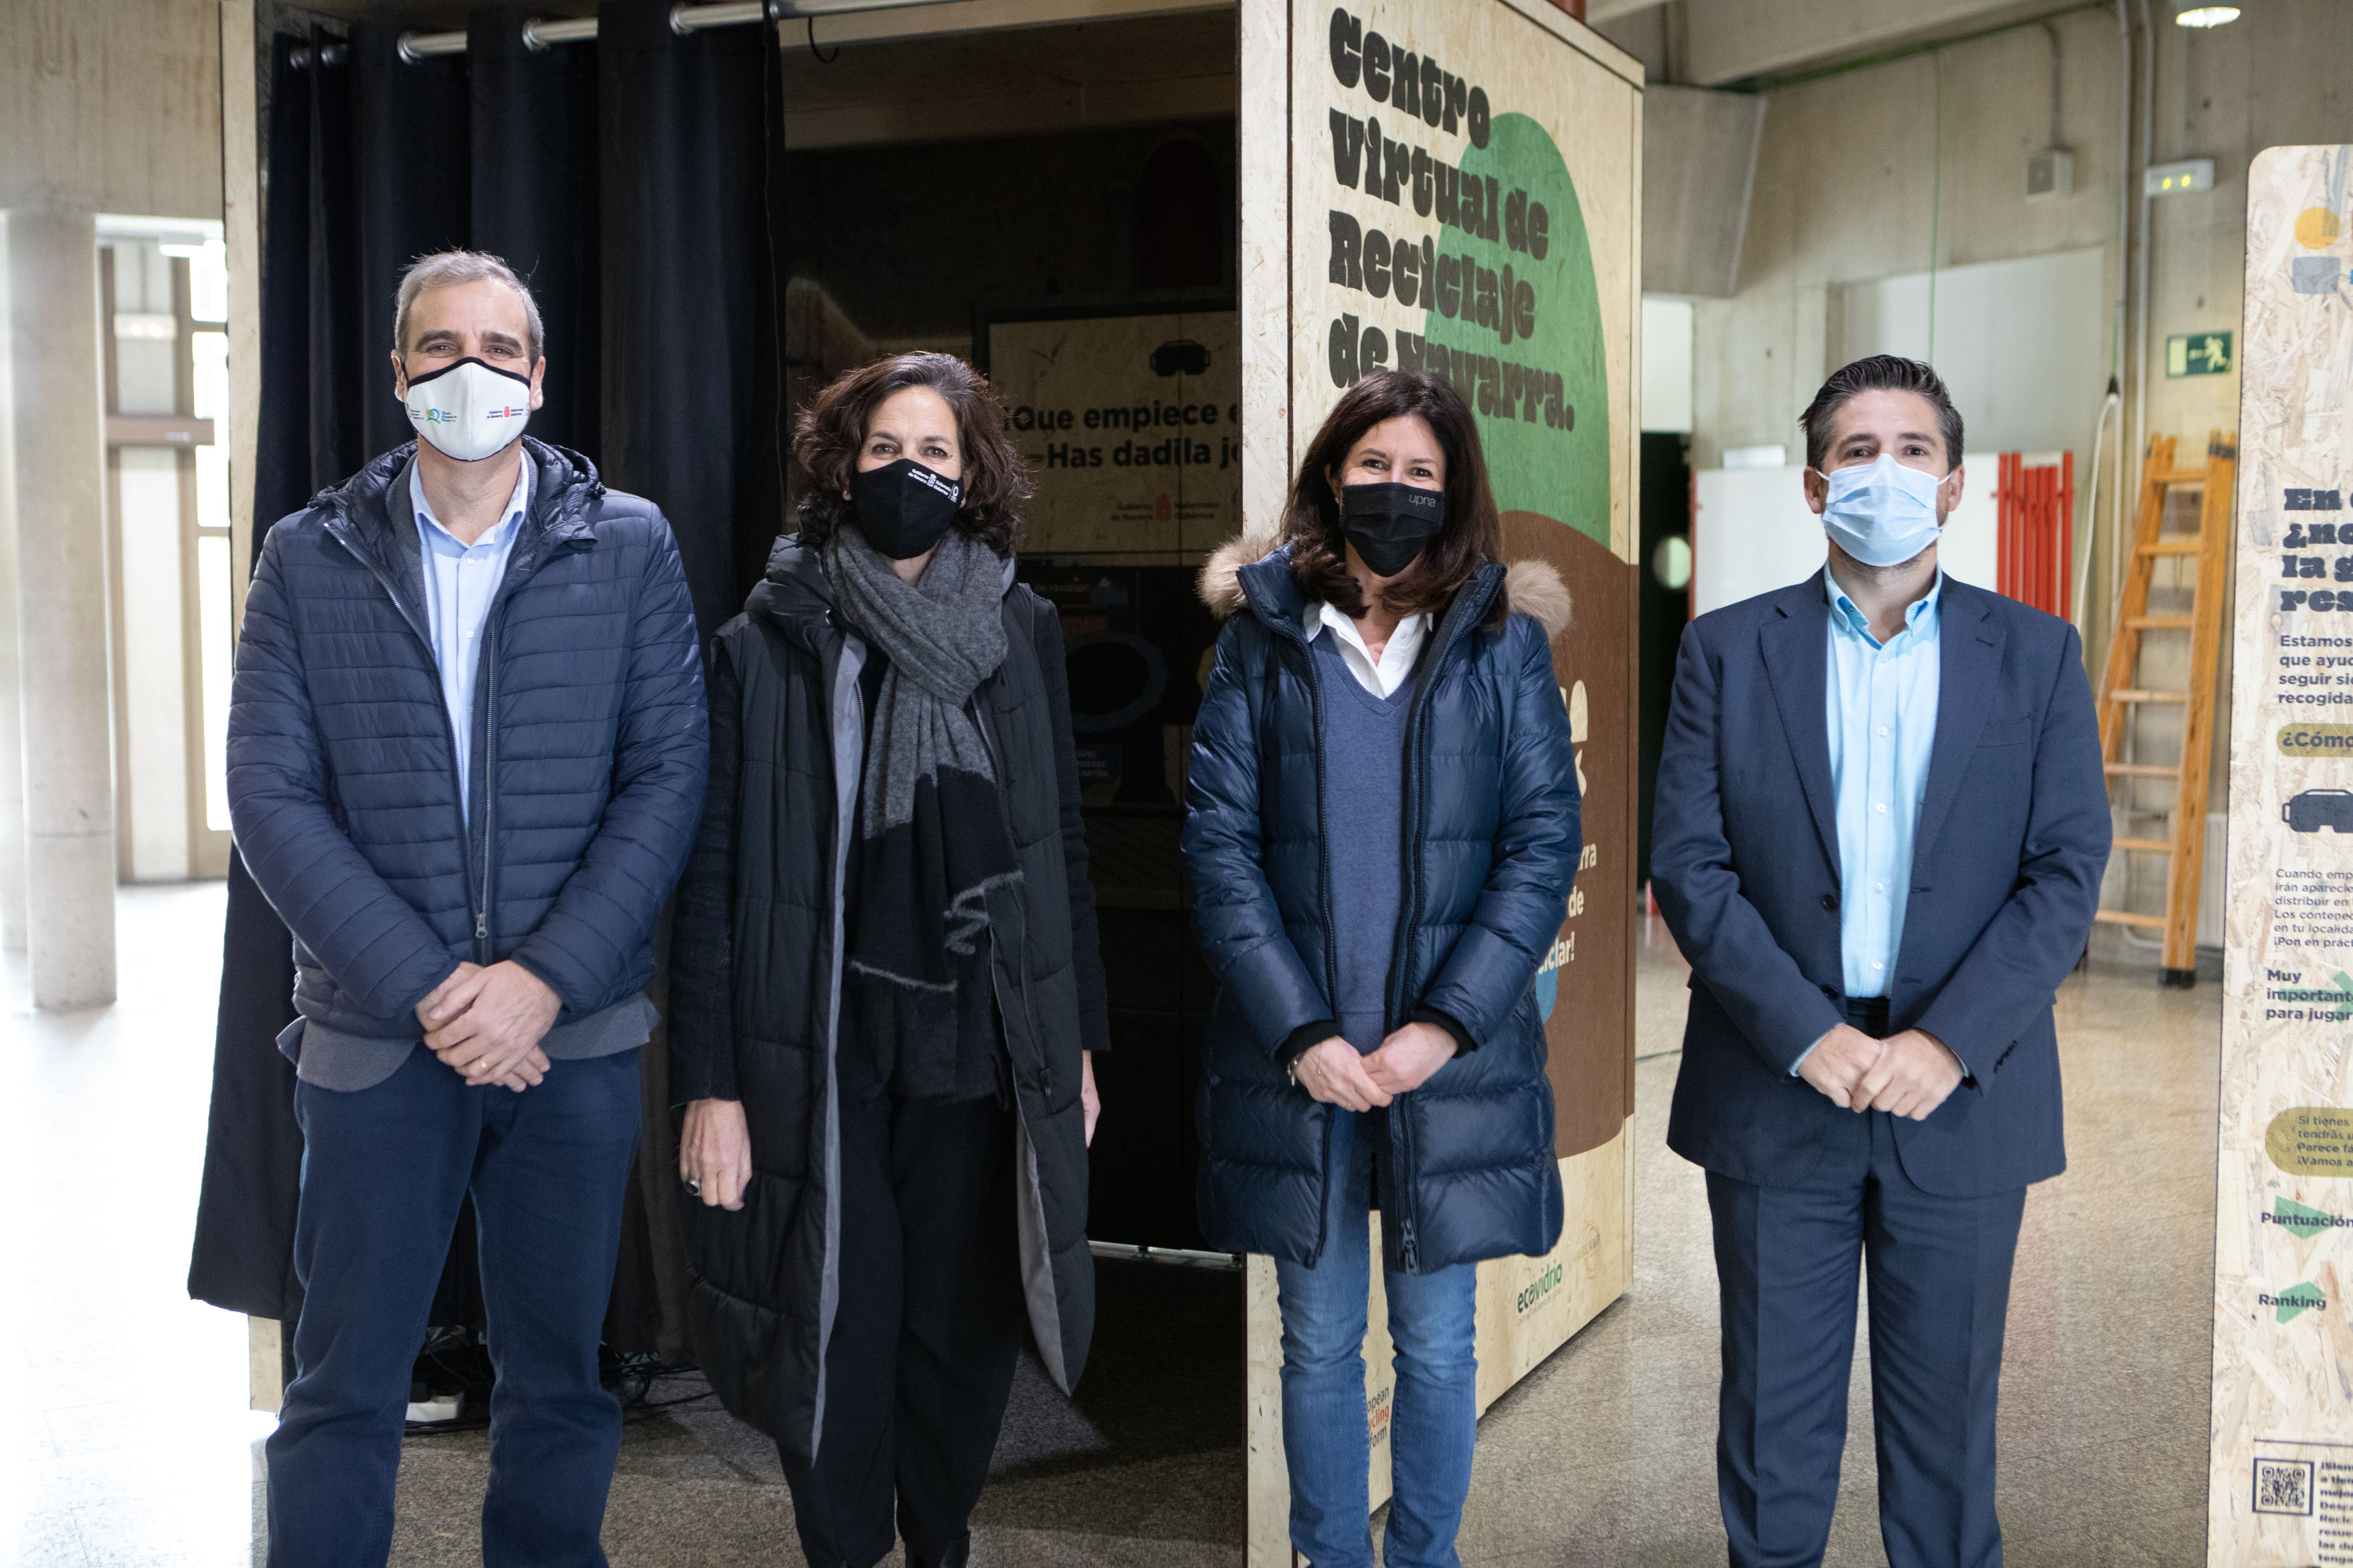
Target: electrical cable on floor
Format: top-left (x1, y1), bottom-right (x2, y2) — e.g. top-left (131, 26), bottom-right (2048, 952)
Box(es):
top-left (401, 1336), bottom-right (716, 1438)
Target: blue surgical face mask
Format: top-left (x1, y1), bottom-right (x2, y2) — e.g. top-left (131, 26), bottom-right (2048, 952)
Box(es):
top-left (1817, 453), bottom-right (1947, 568)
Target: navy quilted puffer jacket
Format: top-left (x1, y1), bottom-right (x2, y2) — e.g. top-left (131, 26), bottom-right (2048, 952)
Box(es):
top-left (229, 438), bottom-right (708, 1035)
top-left (1182, 538), bottom-right (1580, 1275)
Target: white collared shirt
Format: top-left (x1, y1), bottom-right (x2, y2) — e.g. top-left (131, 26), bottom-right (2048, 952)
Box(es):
top-left (412, 458), bottom-right (530, 821)
top-left (1304, 600), bottom-right (1429, 699)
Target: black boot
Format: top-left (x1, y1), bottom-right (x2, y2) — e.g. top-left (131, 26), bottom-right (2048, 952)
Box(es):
top-left (906, 1532), bottom-right (971, 1568)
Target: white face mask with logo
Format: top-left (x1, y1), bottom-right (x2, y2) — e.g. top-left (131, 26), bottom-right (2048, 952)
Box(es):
top-left (1816, 452), bottom-right (1947, 568)
top-left (402, 356), bottom-right (533, 462)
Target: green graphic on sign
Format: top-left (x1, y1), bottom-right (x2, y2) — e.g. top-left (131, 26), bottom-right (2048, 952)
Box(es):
top-left (1416, 112), bottom-right (1610, 548)
top-left (2274, 1282), bottom-right (2326, 1323)
top-left (2274, 1198), bottom-right (2338, 1239)
top-left (2166, 331), bottom-right (2233, 377)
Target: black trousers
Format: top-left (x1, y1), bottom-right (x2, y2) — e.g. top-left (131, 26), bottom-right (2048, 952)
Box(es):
top-left (781, 1087), bottom-right (1026, 1568)
top-left (1706, 997), bottom-right (2026, 1568)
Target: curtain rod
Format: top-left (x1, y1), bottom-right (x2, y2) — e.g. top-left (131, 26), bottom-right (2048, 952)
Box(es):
top-left (388, 0), bottom-right (950, 62)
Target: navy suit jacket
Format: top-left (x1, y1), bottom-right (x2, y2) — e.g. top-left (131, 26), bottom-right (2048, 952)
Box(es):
top-left (1652, 571), bottom-right (2110, 1197)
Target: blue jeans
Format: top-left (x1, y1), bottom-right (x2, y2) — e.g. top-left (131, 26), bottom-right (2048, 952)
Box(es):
top-left (265, 1045), bottom-right (642, 1568)
top-left (1275, 1108), bottom-right (1479, 1568)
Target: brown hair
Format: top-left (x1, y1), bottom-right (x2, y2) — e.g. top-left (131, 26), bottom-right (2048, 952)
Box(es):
top-left (1282, 370), bottom-right (1503, 623)
top-left (1798, 355), bottom-right (1965, 473)
top-left (792, 352), bottom-right (1032, 557)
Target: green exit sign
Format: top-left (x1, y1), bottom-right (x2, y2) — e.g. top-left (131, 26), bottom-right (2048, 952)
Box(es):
top-left (2167, 331), bottom-right (2232, 377)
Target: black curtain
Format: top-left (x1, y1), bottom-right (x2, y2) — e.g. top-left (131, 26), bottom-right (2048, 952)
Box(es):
top-left (598, 0), bottom-right (788, 638)
top-left (353, 17), bottom-right (473, 452)
top-left (469, 3), bottom-right (602, 455)
top-left (187, 29), bottom-right (351, 1324)
top-left (190, 9), bottom-right (792, 1360)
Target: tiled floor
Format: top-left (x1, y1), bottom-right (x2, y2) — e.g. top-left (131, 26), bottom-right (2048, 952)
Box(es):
top-left (0, 885), bottom-right (2219, 1566)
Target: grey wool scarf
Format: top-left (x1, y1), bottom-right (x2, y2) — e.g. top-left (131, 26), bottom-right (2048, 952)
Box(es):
top-left (825, 525), bottom-right (1008, 832)
top-left (824, 524), bottom-right (1022, 1099)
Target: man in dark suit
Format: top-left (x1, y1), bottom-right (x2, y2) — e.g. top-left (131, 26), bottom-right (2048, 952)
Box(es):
top-left (1653, 355), bottom-right (2110, 1568)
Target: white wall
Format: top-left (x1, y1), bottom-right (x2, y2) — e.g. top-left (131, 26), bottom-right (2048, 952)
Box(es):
top-left (118, 447), bottom-right (189, 883)
top-left (1640, 295), bottom-right (1693, 432)
top-left (1681, 1), bottom-right (2347, 913)
top-left (1691, 463), bottom-right (1996, 617)
top-left (1839, 245), bottom-right (2108, 459)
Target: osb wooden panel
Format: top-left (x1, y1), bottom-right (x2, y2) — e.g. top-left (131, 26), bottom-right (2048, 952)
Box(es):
top-left (2210, 143), bottom-right (2353, 1566)
top-left (1231, 6), bottom-right (1641, 1561)
top-left (1237, 0), bottom-right (1291, 540)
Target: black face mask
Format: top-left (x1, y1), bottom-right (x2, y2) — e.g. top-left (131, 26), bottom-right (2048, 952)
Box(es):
top-left (850, 458), bottom-right (963, 559)
top-left (1339, 481), bottom-right (1446, 578)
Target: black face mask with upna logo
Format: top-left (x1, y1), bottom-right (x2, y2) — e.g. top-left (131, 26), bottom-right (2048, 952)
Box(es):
top-left (1340, 481), bottom-right (1446, 578)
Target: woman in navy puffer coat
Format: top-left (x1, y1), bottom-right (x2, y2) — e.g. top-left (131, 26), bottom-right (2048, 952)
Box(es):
top-left (1181, 371), bottom-right (1580, 1568)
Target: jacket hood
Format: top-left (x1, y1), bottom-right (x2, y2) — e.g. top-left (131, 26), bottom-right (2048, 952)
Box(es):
top-left (744, 535), bottom-right (839, 664)
top-left (313, 436), bottom-right (603, 525)
top-left (1197, 533), bottom-right (1572, 639)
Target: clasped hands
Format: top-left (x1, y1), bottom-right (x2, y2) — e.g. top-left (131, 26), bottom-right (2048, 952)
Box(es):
top-left (414, 960), bottom-right (562, 1093)
top-left (1292, 1021), bottom-right (1456, 1113)
top-left (1797, 1023), bottom-right (1964, 1120)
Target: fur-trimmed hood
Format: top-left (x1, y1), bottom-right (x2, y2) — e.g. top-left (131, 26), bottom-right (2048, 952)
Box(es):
top-left (1196, 533), bottom-right (1571, 638)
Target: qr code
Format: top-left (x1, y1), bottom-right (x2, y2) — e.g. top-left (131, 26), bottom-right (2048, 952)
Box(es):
top-left (2255, 1457), bottom-right (2314, 1516)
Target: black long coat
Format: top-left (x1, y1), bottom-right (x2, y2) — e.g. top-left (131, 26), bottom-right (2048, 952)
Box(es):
top-left (667, 537), bottom-right (1109, 1469)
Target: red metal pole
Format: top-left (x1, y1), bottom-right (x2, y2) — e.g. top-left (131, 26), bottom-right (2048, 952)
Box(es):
top-left (2060, 451), bottom-right (2075, 621)
top-left (2001, 453), bottom-right (2020, 599)
top-left (2028, 462), bottom-right (2042, 610)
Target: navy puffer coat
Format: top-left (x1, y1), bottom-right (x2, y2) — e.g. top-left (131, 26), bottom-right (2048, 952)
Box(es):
top-left (1182, 538), bottom-right (1581, 1275)
top-left (229, 438), bottom-right (708, 1032)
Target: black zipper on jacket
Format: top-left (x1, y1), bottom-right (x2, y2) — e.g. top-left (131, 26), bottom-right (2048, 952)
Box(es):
top-left (1377, 568), bottom-right (1499, 1277)
top-left (323, 463), bottom-right (592, 975)
top-left (1384, 643), bottom-right (1432, 1277)
top-left (326, 521), bottom-right (488, 966)
top-left (473, 625), bottom-right (499, 962)
top-left (466, 514), bottom-right (595, 963)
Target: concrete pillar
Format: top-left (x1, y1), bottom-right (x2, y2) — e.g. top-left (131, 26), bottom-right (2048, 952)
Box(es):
top-left (0, 219), bottom-right (25, 953)
top-left (2, 209), bottom-right (117, 1006)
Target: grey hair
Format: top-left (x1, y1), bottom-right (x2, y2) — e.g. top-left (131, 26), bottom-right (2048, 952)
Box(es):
top-left (392, 250), bottom-right (545, 362)
top-left (1799, 354), bottom-right (1964, 473)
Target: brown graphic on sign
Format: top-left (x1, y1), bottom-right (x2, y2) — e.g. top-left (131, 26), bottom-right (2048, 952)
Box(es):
top-left (1502, 511), bottom-right (1634, 1159)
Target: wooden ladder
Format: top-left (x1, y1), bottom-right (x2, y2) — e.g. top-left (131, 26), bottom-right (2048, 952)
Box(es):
top-left (2093, 432), bottom-right (2236, 987)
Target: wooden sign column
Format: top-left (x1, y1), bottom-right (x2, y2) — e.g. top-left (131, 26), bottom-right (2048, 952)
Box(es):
top-left (2210, 143), bottom-right (2353, 1564)
top-left (1237, 2), bottom-right (1641, 1560)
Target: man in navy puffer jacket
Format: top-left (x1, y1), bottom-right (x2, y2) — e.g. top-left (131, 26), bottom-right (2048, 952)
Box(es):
top-left (231, 253), bottom-right (707, 1568)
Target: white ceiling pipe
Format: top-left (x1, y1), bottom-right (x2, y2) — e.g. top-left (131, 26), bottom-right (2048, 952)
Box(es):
top-left (397, 0), bottom-right (960, 62)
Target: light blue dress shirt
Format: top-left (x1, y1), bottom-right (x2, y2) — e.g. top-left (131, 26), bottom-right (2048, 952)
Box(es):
top-left (412, 460), bottom-right (528, 821)
top-left (1824, 569), bottom-right (1942, 1000)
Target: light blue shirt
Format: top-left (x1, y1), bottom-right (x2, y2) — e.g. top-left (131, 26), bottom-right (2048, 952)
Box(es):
top-left (412, 460), bottom-right (528, 821)
top-left (1824, 569), bottom-right (1942, 1000)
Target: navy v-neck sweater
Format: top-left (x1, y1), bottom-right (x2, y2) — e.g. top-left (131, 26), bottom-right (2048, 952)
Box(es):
top-left (1311, 632), bottom-right (1417, 1053)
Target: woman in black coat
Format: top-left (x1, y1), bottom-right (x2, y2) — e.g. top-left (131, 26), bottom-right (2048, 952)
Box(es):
top-left (1182, 370), bottom-right (1580, 1568)
top-left (668, 352), bottom-right (1108, 1568)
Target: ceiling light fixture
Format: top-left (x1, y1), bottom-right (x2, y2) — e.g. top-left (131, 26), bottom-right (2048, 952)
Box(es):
top-left (2174, 6), bottom-right (2241, 25)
